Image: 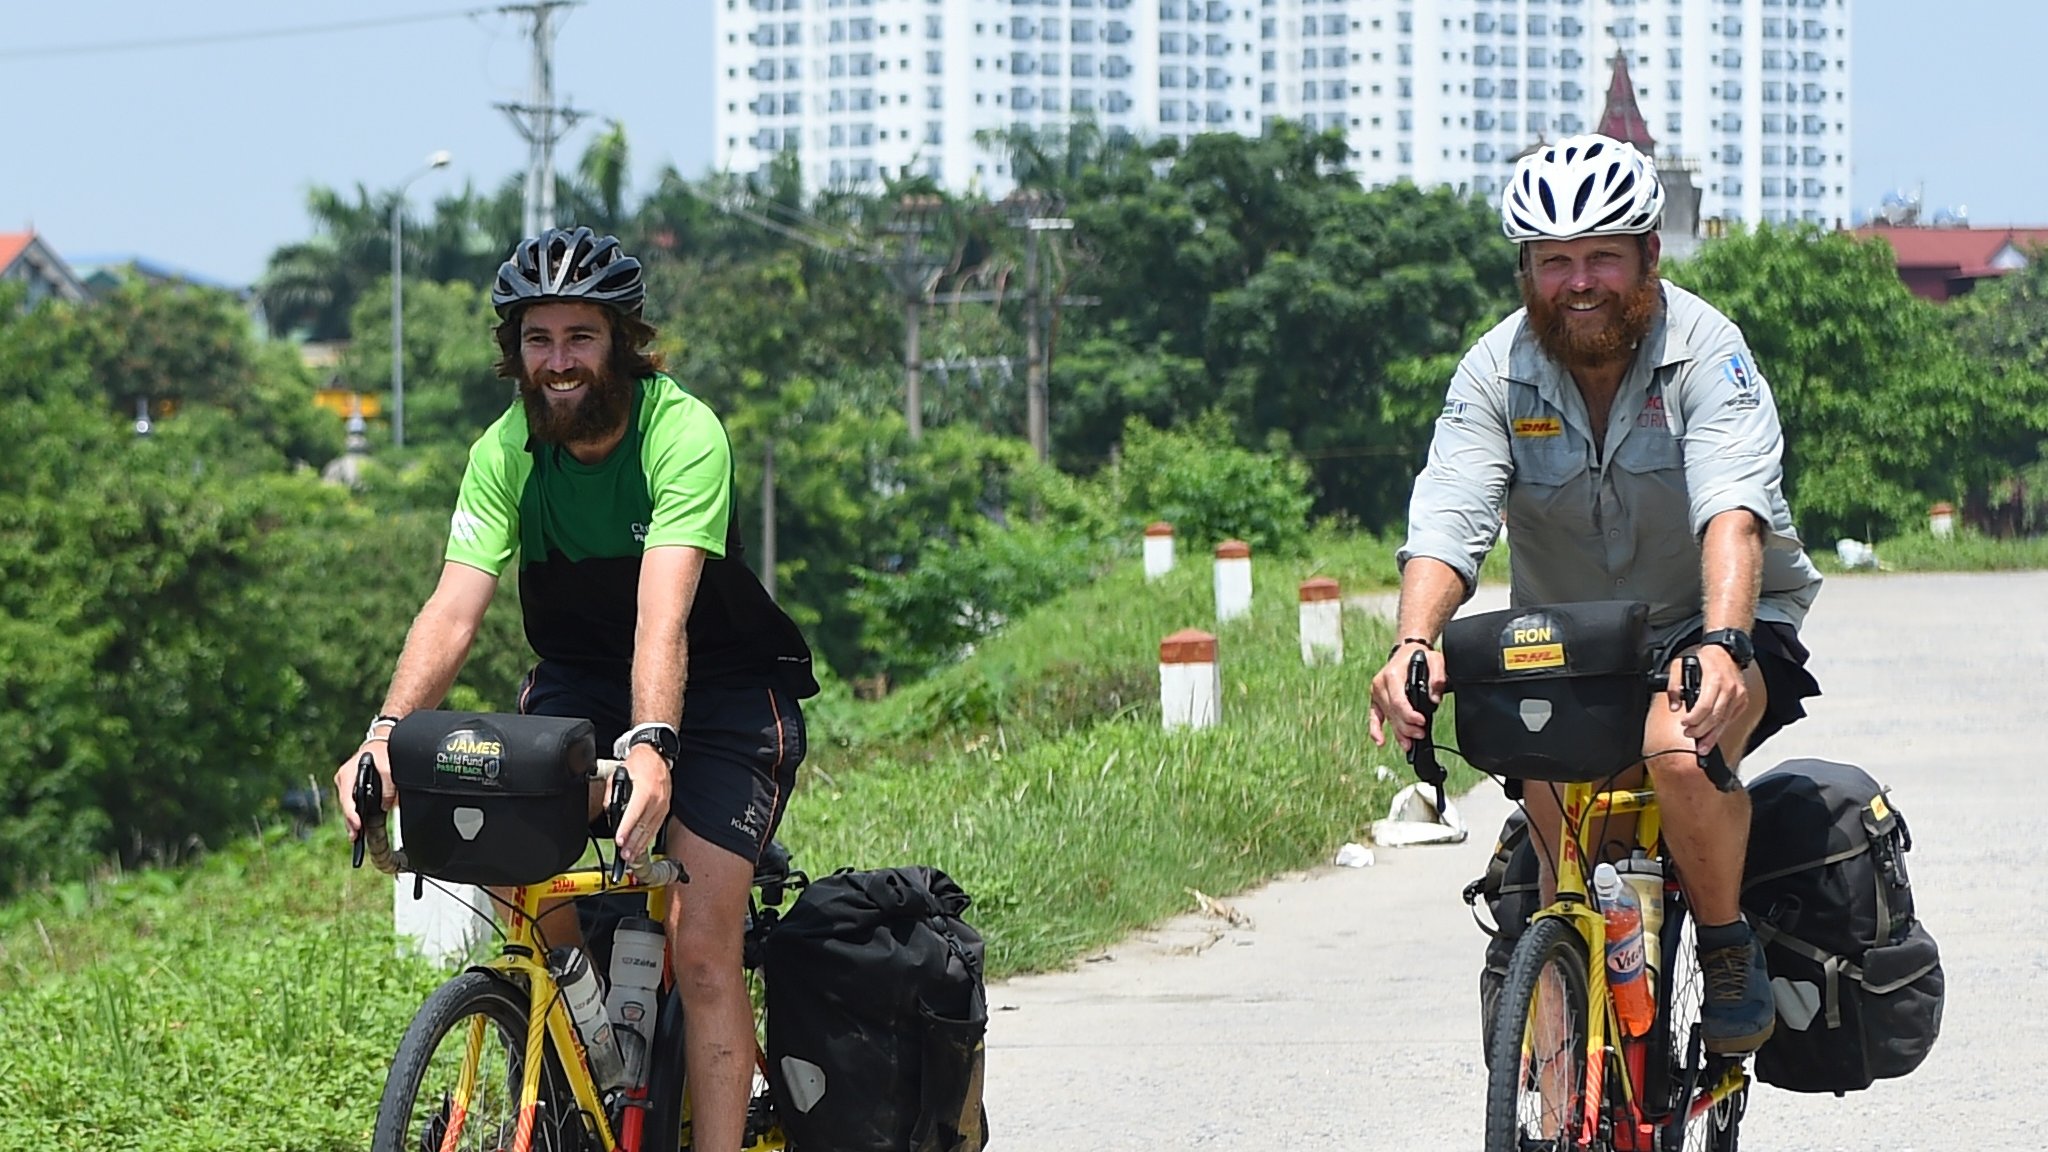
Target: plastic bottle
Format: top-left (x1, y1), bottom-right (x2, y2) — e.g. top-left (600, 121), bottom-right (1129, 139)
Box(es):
top-left (605, 917), bottom-right (667, 1089)
top-left (1613, 852), bottom-right (1664, 992)
top-left (1593, 862), bottom-right (1655, 1038)
top-left (549, 945), bottom-right (628, 1090)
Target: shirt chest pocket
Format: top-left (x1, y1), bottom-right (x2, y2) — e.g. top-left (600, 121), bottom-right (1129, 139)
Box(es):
top-left (1510, 433), bottom-right (1589, 489)
top-left (1611, 428), bottom-right (1684, 478)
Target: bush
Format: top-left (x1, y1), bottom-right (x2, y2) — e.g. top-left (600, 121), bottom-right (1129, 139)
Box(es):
top-left (1115, 411), bottom-right (1316, 557)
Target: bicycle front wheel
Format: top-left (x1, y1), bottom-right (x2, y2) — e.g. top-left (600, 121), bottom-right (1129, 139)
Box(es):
top-left (373, 970), bottom-right (588, 1152)
top-left (1659, 901), bottom-right (1745, 1152)
top-left (1485, 916), bottom-right (1598, 1152)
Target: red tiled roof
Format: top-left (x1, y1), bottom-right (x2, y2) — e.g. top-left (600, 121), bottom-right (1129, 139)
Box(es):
top-left (0, 231), bottom-right (33, 273)
top-left (1853, 226), bottom-right (2048, 270)
top-left (1596, 52), bottom-right (1656, 156)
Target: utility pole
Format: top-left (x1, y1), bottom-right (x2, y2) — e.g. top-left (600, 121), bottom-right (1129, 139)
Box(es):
top-left (498, 1), bottom-right (587, 238)
top-left (1021, 214), bottom-right (1073, 463)
top-left (881, 195), bottom-right (946, 440)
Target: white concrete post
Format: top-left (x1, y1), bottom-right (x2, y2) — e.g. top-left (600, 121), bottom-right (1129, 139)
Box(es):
top-left (1928, 502), bottom-right (1956, 540)
top-left (1299, 577), bottom-right (1343, 665)
top-left (1213, 539), bottom-right (1252, 622)
top-left (392, 816), bottom-right (490, 964)
top-left (1159, 628), bottom-right (1221, 731)
top-left (1143, 521), bottom-right (1176, 581)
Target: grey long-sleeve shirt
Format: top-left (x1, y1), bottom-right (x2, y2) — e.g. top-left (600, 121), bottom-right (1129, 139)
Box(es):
top-left (1397, 281), bottom-right (1821, 646)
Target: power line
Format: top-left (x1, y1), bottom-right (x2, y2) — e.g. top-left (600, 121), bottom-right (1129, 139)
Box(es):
top-left (0, 7), bottom-right (493, 61)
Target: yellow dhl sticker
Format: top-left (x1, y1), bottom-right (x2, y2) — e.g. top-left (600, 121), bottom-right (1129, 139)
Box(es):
top-left (1869, 794), bottom-right (1891, 822)
top-left (1502, 642), bottom-right (1566, 670)
top-left (1513, 417), bottom-right (1563, 437)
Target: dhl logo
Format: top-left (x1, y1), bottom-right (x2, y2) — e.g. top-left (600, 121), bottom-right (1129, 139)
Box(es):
top-left (1513, 417), bottom-right (1563, 437)
top-left (551, 876), bottom-right (579, 894)
top-left (1502, 642), bottom-right (1565, 670)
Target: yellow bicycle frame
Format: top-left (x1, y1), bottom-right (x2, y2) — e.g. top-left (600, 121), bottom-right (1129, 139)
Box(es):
top-left (1526, 781), bottom-right (1747, 1146)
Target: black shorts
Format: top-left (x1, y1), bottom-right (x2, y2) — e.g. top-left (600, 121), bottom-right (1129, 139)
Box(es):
top-left (517, 662), bottom-right (805, 865)
top-left (1656, 620), bottom-right (1821, 756)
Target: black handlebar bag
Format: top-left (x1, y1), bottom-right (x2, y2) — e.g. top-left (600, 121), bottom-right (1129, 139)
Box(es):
top-left (1442, 600), bottom-right (1653, 782)
top-left (388, 711), bottom-right (598, 886)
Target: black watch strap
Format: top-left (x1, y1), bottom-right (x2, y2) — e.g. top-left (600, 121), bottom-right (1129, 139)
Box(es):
top-left (1700, 627), bottom-right (1754, 670)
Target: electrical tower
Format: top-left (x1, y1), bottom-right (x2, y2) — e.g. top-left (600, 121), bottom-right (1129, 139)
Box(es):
top-left (498, 1), bottom-right (588, 238)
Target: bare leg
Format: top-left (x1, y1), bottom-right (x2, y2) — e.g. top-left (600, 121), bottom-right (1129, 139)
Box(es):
top-left (1647, 654), bottom-right (1768, 925)
top-left (663, 817), bottom-right (757, 1152)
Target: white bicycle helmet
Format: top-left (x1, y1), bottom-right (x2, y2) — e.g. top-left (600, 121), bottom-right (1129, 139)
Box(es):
top-left (1500, 134), bottom-right (1664, 242)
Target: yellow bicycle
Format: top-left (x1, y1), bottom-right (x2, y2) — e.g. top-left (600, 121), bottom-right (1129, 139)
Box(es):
top-left (351, 737), bottom-right (800, 1152)
top-left (1406, 601), bottom-right (1750, 1152)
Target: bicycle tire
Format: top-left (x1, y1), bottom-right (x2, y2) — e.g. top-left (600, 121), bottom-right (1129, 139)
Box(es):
top-left (372, 969), bottom-right (589, 1152)
top-left (1658, 898), bottom-right (1744, 1152)
top-left (1485, 916), bottom-right (1599, 1152)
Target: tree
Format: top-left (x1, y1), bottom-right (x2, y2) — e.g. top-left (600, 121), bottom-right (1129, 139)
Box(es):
top-left (1668, 224), bottom-right (2048, 541)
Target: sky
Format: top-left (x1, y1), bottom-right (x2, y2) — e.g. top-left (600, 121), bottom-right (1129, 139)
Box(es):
top-left (3, 0), bottom-right (2040, 288)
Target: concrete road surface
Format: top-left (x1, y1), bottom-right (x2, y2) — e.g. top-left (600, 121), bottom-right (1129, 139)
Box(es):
top-left (982, 571), bottom-right (2044, 1151)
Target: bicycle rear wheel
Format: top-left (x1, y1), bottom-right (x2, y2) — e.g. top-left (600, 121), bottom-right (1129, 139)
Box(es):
top-left (373, 970), bottom-right (590, 1152)
top-left (1658, 898), bottom-right (1744, 1152)
top-left (1485, 917), bottom-right (1599, 1152)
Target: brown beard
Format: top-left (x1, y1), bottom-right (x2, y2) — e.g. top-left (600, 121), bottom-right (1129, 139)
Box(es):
top-left (520, 364), bottom-right (635, 446)
top-left (1523, 272), bottom-right (1663, 372)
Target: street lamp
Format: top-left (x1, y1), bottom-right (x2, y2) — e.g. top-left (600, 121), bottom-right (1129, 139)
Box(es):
top-left (391, 149), bottom-right (452, 449)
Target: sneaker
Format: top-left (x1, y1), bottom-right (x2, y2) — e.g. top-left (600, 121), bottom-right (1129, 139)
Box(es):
top-left (1698, 928), bottom-right (1776, 1056)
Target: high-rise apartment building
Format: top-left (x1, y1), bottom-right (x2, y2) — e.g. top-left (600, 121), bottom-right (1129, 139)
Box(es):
top-left (712, 0), bottom-right (1850, 228)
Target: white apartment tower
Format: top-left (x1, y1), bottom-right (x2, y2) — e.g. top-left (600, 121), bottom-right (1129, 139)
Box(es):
top-left (712, 0), bottom-right (1851, 228)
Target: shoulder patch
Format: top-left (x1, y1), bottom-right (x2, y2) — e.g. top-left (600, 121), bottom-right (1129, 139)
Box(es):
top-left (1512, 416), bottom-right (1563, 438)
top-left (450, 509), bottom-right (487, 546)
top-left (1720, 354), bottom-right (1762, 410)
top-left (1440, 399), bottom-right (1472, 424)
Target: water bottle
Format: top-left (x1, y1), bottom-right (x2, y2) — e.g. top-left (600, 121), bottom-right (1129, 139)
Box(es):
top-left (605, 917), bottom-right (667, 1089)
top-left (548, 945), bottom-right (628, 1090)
top-left (1593, 862), bottom-right (1655, 1038)
top-left (1614, 852), bottom-right (1665, 992)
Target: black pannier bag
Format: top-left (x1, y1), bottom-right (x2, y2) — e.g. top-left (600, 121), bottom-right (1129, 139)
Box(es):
top-left (388, 711), bottom-right (596, 886)
top-left (1742, 758), bottom-right (1944, 1095)
top-left (1441, 600), bottom-right (1654, 782)
top-left (763, 866), bottom-right (989, 1152)
top-left (1465, 809), bottom-right (1540, 1064)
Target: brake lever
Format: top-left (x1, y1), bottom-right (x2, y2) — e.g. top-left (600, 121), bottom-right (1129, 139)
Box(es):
top-left (1678, 653), bottom-right (1740, 793)
top-left (352, 750), bottom-right (395, 865)
top-left (1403, 649), bottom-right (1447, 816)
top-left (607, 770), bottom-right (634, 884)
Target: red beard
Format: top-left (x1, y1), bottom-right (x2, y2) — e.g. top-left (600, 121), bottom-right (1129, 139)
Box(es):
top-left (520, 365), bottom-right (635, 446)
top-left (1523, 273), bottom-right (1663, 373)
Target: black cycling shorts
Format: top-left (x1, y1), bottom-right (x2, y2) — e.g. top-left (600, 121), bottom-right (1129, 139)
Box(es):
top-left (517, 662), bottom-right (805, 865)
top-left (1656, 620), bottom-right (1821, 756)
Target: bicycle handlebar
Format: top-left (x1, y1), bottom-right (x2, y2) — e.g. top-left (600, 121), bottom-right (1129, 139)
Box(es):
top-left (347, 755), bottom-right (691, 885)
top-left (1403, 649), bottom-right (1739, 794)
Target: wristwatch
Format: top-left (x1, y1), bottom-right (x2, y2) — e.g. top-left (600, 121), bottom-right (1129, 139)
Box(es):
top-left (624, 722), bottom-right (682, 768)
top-left (1699, 628), bottom-right (1755, 670)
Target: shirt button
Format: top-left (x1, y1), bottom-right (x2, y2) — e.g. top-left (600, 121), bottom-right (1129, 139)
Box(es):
top-left (1608, 529), bottom-right (1620, 538)
top-left (1615, 578), bottom-right (1625, 587)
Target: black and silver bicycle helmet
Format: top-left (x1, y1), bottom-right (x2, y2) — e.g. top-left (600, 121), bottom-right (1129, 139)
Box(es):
top-left (1500, 134), bottom-right (1665, 242)
top-left (491, 226), bottom-right (646, 319)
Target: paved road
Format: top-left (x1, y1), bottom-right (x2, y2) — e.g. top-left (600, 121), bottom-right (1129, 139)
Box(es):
top-left (981, 571), bottom-right (2045, 1150)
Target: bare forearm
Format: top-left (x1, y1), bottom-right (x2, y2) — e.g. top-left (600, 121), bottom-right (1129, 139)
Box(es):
top-left (380, 601), bottom-right (483, 718)
top-left (632, 619), bottom-right (687, 729)
top-left (1395, 557), bottom-right (1470, 647)
top-left (1700, 511), bottom-right (1764, 632)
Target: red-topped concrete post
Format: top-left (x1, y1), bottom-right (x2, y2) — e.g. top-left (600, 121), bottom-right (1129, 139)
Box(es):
top-left (1928, 501), bottom-right (1956, 540)
top-left (1213, 539), bottom-right (1252, 622)
top-left (1159, 628), bottom-right (1220, 730)
top-left (1299, 577), bottom-right (1343, 665)
top-left (1143, 521), bottom-right (1176, 581)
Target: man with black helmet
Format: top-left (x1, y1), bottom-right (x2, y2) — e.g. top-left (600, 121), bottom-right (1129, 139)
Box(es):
top-left (336, 227), bottom-right (817, 1147)
top-left (1367, 136), bottom-right (1823, 1057)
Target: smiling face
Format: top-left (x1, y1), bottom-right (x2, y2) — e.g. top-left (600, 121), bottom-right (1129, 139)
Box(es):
top-left (1520, 233), bottom-right (1664, 372)
top-left (516, 301), bottom-right (635, 446)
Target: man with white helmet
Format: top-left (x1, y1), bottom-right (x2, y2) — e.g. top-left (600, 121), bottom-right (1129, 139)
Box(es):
top-left (1367, 135), bottom-right (1822, 1055)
